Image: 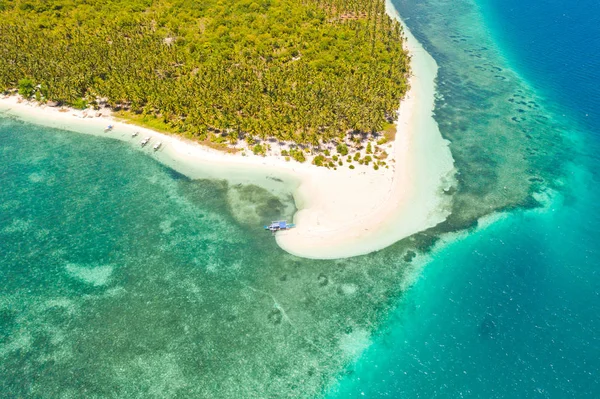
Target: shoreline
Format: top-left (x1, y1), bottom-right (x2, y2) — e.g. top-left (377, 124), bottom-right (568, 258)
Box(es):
top-left (0, 3), bottom-right (454, 259)
top-left (276, 2), bottom-right (455, 258)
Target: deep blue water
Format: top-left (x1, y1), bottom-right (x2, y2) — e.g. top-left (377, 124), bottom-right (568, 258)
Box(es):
top-left (481, 0), bottom-right (600, 131)
top-left (327, 0), bottom-right (600, 397)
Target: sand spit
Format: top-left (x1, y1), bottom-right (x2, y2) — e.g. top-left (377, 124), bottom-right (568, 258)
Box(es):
top-left (276, 2), bottom-right (455, 258)
top-left (0, 2), bottom-right (454, 259)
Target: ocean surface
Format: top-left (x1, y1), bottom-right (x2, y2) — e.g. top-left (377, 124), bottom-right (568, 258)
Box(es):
top-left (327, 0), bottom-right (600, 397)
top-left (1, 0), bottom-right (599, 398)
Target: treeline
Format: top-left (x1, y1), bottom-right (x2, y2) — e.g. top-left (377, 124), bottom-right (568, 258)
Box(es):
top-left (0, 0), bottom-right (409, 146)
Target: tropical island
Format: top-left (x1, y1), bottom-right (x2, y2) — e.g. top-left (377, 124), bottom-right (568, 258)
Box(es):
top-left (0, 0), bottom-right (411, 166)
top-left (0, 0), bottom-right (455, 258)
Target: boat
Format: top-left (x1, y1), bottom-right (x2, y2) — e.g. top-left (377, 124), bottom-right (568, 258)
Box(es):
top-left (104, 124), bottom-right (113, 132)
top-left (140, 137), bottom-right (150, 147)
top-left (132, 131), bottom-right (139, 137)
top-left (153, 142), bottom-right (162, 151)
top-left (264, 220), bottom-right (295, 234)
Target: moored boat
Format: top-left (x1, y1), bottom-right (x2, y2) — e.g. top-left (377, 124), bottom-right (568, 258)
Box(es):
top-left (140, 137), bottom-right (150, 147)
top-left (264, 220), bottom-right (295, 234)
top-left (104, 124), bottom-right (113, 132)
top-left (153, 142), bottom-right (162, 151)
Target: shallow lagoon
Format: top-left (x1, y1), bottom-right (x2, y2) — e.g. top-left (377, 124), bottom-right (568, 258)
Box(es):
top-left (0, 120), bottom-right (429, 397)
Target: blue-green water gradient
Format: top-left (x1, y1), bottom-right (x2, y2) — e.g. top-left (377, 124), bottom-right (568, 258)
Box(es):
top-left (1, 0), bottom-right (599, 396)
top-left (327, 0), bottom-right (600, 397)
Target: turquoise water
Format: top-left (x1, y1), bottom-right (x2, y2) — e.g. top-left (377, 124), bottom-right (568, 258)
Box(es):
top-left (0, 119), bottom-right (429, 396)
top-left (1, 0), bottom-right (599, 397)
top-left (327, 167), bottom-right (600, 397)
top-left (327, 0), bottom-right (600, 397)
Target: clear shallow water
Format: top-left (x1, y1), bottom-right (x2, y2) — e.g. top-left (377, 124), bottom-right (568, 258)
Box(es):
top-left (327, 0), bottom-right (600, 397)
top-left (1, 0), bottom-right (599, 397)
top-left (0, 118), bottom-right (428, 397)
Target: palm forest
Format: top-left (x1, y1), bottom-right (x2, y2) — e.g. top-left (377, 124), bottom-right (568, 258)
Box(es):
top-left (0, 0), bottom-right (410, 151)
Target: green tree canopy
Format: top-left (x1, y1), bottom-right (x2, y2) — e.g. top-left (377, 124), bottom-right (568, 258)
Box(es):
top-left (0, 0), bottom-right (409, 146)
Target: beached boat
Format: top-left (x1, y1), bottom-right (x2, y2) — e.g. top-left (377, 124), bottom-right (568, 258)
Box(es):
top-left (153, 142), bottom-right (162, 151)
top-left (264, 220), bottom-right (295, 234)
top-left (140, 137), bottom-right (150, 147)
top-left (104, 124), bottom-right (113, 132)
top-left (132, 131), bottom-right (139, 137)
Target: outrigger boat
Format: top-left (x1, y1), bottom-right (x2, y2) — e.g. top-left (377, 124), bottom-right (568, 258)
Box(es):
top-left (153, 142), bottom-right (162, 151)
top-left (104, 124), bottom-right (113, 132)
top-left (132, 131), bottom-right (139, 137)
top-left (140, 137), bottom-right (150, 147)
top-left (264, 220), bottom-right (295, 234)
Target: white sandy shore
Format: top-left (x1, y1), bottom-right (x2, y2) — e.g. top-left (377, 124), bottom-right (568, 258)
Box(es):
top-left (0, 2), bottom-right (454, 259)
top-left (277, 2), bottom-right (455, 258)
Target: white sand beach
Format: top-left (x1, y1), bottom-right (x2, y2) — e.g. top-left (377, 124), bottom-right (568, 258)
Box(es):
top-left (277, 2), bottom-right (455, 258)
top-left (0, 2), bottom-right (454, 259)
